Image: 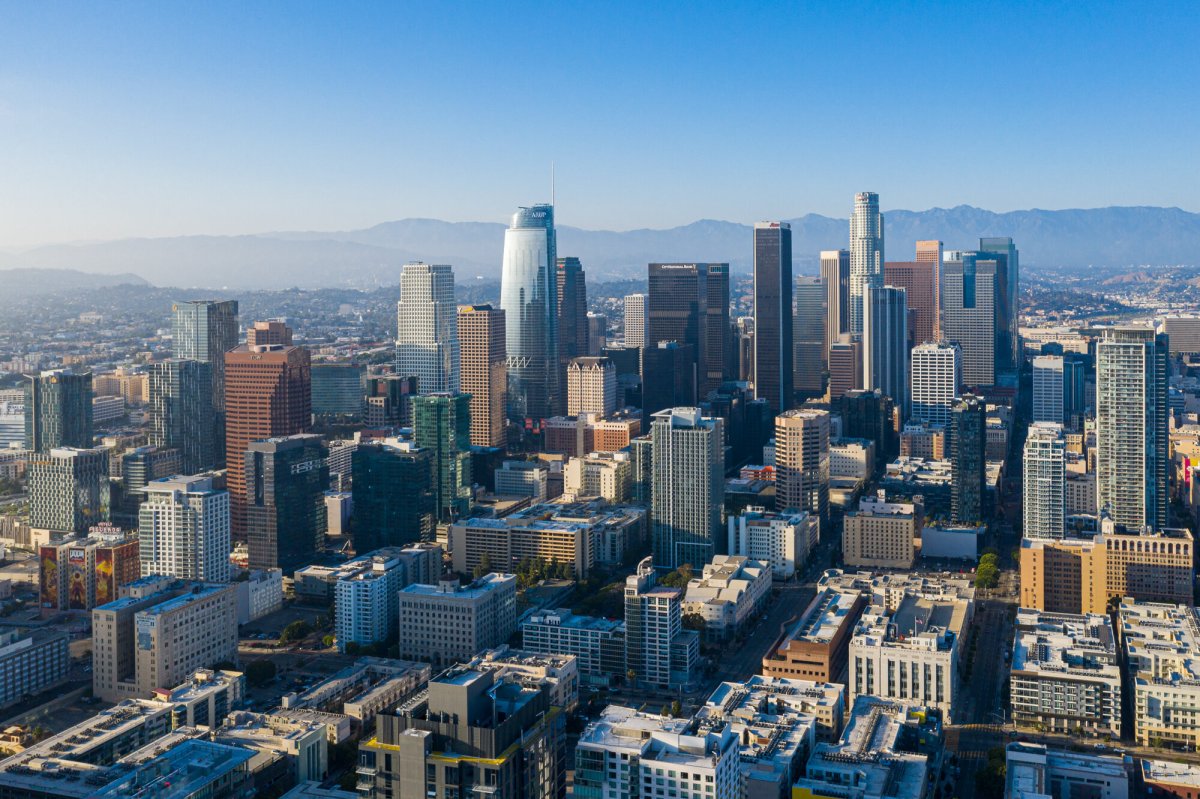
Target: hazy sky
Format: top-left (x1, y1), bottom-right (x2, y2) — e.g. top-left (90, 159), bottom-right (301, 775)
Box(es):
top-left (1, 2), bottom-right (1197, 248)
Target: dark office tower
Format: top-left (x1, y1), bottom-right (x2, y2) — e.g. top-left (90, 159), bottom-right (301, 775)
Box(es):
top-left (647, 262), bottom-right (730, 398)
top-left (457, 305), bottom-right (508, 448)
top-left (225, 337), bottom-right (311, 538)
top-left (820, 250), bottom-right (851, 350)
top-left (736, 318), bottom-right (755, 382)
top-left (641, 341), bottom-right (697, 417)
top-left (148, 359), bottom-right (215, 474)
top-left (500, 204), bottom-right (558, 422)
top-left (794, 276), bottom-right (827, 400)
top-left (1063, 355), bottom-right (1087, 429)
top-left (556, 257), bottom-right (588, 407)
top-left (701, 382), bottom-right (772, 469)
top-left (837, 389), bottom-right (898, 465)
top-left (884, 261), bottom-right (938, 348)
top-left (849, 192), bottom-right (884, 335)
top-left (704, 263), bottom-right (732, 390)
top-left (363, 373), bottom-right (418, 428)
top-left (245, 434), bottom-right (328, 571)
top-left (828, 335), bottom-right (863, 401)
top-left (753, 222), bottom-right (794, 414)
top-left (862, 285), bottom-right (910, 419)
top-left (950, 395), bottom-right (986, 524)
top-left (173, 300), bottom-right (239, 456)
top-left (411, 393), bottom-right (472, 521)
top-left (351, 439), bottom-right (435, 551)
top-left (979, 237), bottom-right (1019, 373)
top-left (24, 369), bottom-right (93, 451)
top-left (587, 312), bottom-right (607, 355)
top-left (311, 364), bottom-right (365, 421)
top-left (942, 252), bottom-right (999, 388)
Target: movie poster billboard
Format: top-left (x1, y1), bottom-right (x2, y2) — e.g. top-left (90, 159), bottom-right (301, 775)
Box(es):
top-left (39, 546), bottom-right (59, 609)
top-left (95, 547), bottom-right (115, 606)
top-left (68, 547), bottom-right (87, 610)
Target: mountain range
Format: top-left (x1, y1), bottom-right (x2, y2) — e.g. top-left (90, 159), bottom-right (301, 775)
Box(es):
top-left (1, 205), bottom-right (1197, 290)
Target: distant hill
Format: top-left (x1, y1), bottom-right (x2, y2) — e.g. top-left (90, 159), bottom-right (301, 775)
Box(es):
top-left (1, 205), bottom-right (1197, 289)
top-left (0, 267), bottom-right (149, 298)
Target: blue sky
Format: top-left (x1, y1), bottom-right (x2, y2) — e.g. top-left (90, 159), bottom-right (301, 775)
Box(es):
top-left (1, 1), bottom-right (1196, 247)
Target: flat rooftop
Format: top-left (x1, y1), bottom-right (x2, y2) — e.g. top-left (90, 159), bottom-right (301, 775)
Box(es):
top-left (784, 588), bottom-right (861, 645)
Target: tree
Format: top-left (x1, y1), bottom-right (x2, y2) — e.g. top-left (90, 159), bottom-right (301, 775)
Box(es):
top-left (322, 635), bottom-right (335, 648)
top-left (659, 564), bottom-right (694, 589)
top-left (682, 613), bottom-right (706, 631)
top-left (245, 660), bottom-right (277, 687)
top-left (473, 553), bottom-right (493, 579)
top-left (670, 700), bottom-right (682, 717)
top-left (280, 620), bottom-right (313, 643)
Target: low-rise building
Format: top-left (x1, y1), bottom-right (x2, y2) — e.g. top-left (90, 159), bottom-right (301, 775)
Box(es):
top-left (879, 456), bottom-right (952, 518)
top-left (761, 587), bottom-right (867, 682)
top-left (520, 608), bottom-right (626, 686)
top-left (703, 674), bottom-right (844, 745)
top-left (574, 706), bottom-right (739, 799)
top-left (847, 591), bottom-right (970, 721)
top-left (279, 657), bottom-right (429, 737)
top-left (727, 507), bottom-right (816, 580)
top-left (449, 515), bottom-right (593, 578)
top-left (493, 460), bottom-right (549, 501)
top-left (1006, 742), bottom-right (1131, 799)
top-left (543, 500), bottom-right (646, 566)
top-left (842, 491), bottom-right (923, 569)
top-left (681, 555), bottom-right (771, 641)
top-left (1009, 609), bottom-right (1121, 738)
top-left (794, 697), bottom-right (940, 799)
top-left (1121, 600), bottom-right (1200, 748)
top-left (1141, 759), bottom-right (1200, 798)
top-left (215, 711), bottom-right (329, 786)
top-left (236, 567), bottom-right (283, 624)
top-left (830, 438), bottom-right (875, 480)
top-left (151, 668), bottom-right (245, 728)
top-left (0, 630), bottom-right (68, 711)
top-left (469, 646), bottom-right (580, 712)
top-left (899, 421), bottom-right (945, 460)
top-left (562, 450), bottom-right (632, 502)
top-left (919, 522), bottom-right (985, 560)
top-left (396, 574), bottom-right (517, 668)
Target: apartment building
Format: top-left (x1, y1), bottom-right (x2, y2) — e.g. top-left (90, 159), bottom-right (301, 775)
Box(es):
top-left (842, 491), bottom-right (923, 569)
top-left (520, 609), bottom-right (626, 686)
top-left (681, 555), bottom-right (771, 642)
top-left (726, 507), bottom-right (817, 580)
top-left (396, 574), bottom-right (517, 668)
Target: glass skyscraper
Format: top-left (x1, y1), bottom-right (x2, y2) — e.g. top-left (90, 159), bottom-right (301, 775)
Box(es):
top-left (500, 204), bottom-right (558, 421)
top-left (396, 262), bottom-right (460, 395)
top-left (753, 223), bottom-right (793, 413)
top-left (172, 299), bottom-right (239, 458)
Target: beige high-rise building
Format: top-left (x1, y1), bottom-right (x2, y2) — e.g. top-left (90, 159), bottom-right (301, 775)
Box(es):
top-left (827, 335), bottom-right (862, 401)
top-left (1020, 525), bottom-right (1193, 614)
top-left (623, 293), bottom-right (646, 349)
top-left (775, 409), bottom-right (830, 532)
top-left (92, 579), bottom-right (238, 702)
top-left (821, 250), bottom-right (850, 356)
top-left (842, 491), bottom-right (923, 569)
top-left (457, 304), bottom-right (507, 448)
top-left (915, 240), bottom-right (943, 340)
top-left (566, 357), bottom-right (617, 417)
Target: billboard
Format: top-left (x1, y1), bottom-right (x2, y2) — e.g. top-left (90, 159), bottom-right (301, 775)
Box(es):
top-left (95, 547), bottom-right (115, 606)
top-left (39, 546), bottom-right (59, 609)
top-left (68, 547), bottom-right (87, 610)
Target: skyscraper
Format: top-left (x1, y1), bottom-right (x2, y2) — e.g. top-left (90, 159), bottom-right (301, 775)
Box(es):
top-left (411, 393), bottom-right (473, 521)
top-left (28, 447), bottom-right (110, 534)
top-left (862, 284), bottom-right (909, 419)
top-left (1032, 355), bottom-right (1065, 424)
top-left (396, 262), bottom-right (460, 395)
top-left (820, 249), bottom-right (851, 353)
top-left (566, 357), bottom-right (617, 417)
top-left (500, 204), bottom-right (558, 421)
top-left (775, 409), bottom-right (830, 532)
top-left (24, 369), bottom-right (93, 452)
top-left (1023, 422), bottom-right (1066, 541)
top-left (646, 263), bottom-right (729, 399)
top-left (914, 240), bottom-right (943, 340)
top-left (650, 408), bottom-right (724, 570)
top-left (910, 342), bottom-right (961, 427)
top-left (224, 331), bottom-right (311, 537)
top-left (556, 257), bottom-right (589, 405)
top-left (457, 304), bottom-right (507, 448)
top-left (623, 293), bottom-right (646, 349)
top-left (1095, 326), bottom-right (1168, 530)
top-left (794, 276), bottom-right (827, 400)
top-left (950, 395), bottom-right (986, 524)
top-left (138, 474), bottom-right (231, 583)
top-left (587, 312), bottom-right (607, 355)
top-left (641, 341), bottom-right (697, 417)
top-left (838, 390), bottom-right (898, 465)
top-left (244, 434), bottom-right (329, 571)
top-left (172, 300), bottom-right (238, 457)
top-left (849, 192), bottom-right (884, 335)
top-left (351, 439), bottom-right (436, 551)
top-left (883, 260), bottom-right (938, 347)
top-left (942, 252), bottom-right (998, 387)
top-left (978, 237), bottom-right (1020, 374)
top-left (753, 222), bottom-right (793, 413)
top-left (148, 359), bottom-right (215, 474)
top-left (827, 335), bottom-right (863, 401)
